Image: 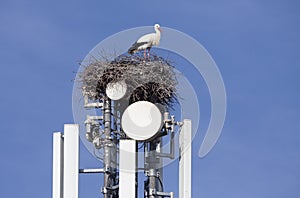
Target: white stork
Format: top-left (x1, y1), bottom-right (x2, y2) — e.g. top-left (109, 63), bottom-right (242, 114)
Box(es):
top-left (128, 24), bottom-right (162, 59)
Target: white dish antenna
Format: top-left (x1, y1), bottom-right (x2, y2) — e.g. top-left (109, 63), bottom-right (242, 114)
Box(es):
top-left (121, 101), bottom-right (163, 141)
top-left (106, 80), bottom-right (127, 100)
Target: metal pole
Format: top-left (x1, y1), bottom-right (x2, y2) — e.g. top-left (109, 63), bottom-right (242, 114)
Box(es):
top-left (145, 141), bottom-right (160, 198)
top-left (148, 169), bottom-right (157, 198)
top-left (103, 98), bottom-right (112, 198)
top-left (157, 137), bottom-right (163, 188)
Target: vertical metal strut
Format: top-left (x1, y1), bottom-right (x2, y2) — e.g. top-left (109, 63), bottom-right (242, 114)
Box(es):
top-left (103, 98), bottom-right (112, 198)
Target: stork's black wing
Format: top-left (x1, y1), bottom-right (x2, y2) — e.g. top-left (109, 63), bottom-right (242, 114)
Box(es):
top-left (128, 42), bottom-right (148, 54)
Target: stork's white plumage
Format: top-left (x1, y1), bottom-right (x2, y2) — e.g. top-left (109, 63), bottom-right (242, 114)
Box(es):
top-left (128, 24), bottom-right (162, 58)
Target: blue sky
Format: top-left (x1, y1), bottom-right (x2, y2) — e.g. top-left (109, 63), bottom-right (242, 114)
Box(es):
top-left (0, 0), bottom-right (299, 197)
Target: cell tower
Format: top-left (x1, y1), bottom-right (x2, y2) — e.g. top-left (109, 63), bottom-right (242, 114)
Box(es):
top-left (52, 55), bottom-right (192, 198)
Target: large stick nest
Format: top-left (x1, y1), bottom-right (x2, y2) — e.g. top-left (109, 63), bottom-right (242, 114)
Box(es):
top-left (79, 55), bottom-right (178, 108)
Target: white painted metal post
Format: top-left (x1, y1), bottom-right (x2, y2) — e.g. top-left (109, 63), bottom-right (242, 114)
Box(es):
top-left (179, 119), bottom-right (192, 198)
top-left (52, 132), bottom-right (63, 198)
top-left (119, 140), bottom-right (136, 198)
top-left (63, 124), bottom-right (79, 198)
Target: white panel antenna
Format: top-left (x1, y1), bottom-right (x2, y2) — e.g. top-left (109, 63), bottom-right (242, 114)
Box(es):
top-left (52, 124), bottom-right (79, 198)
top-left (119, 140), bottom-right (137, 198)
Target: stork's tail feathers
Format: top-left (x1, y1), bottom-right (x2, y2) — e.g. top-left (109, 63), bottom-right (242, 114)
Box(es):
top-left (128, 46), bottom-right (137, 54)
top-left (128, 42), bottom-right (147, 54)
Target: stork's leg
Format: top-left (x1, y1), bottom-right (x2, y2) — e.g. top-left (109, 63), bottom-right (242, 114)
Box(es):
top-left (143, 49), bottom-right (147, 59)
top-left (147, 48), bottom-right (151, 59)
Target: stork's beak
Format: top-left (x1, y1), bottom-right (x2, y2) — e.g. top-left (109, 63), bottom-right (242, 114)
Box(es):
top-left (158, 27), bottom-right (162, 32)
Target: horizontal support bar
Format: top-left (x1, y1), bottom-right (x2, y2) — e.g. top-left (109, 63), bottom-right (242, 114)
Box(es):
top-left (156, 191), bottom-right (174, 197)
top-left (157, 153), bottom-right (173, 159)
top-left (79, 168), bottom-right (105, 174)
top-left (86, 115), bottom-right (103, 120)
top-left (84, 102), bottom-right (103, 108)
